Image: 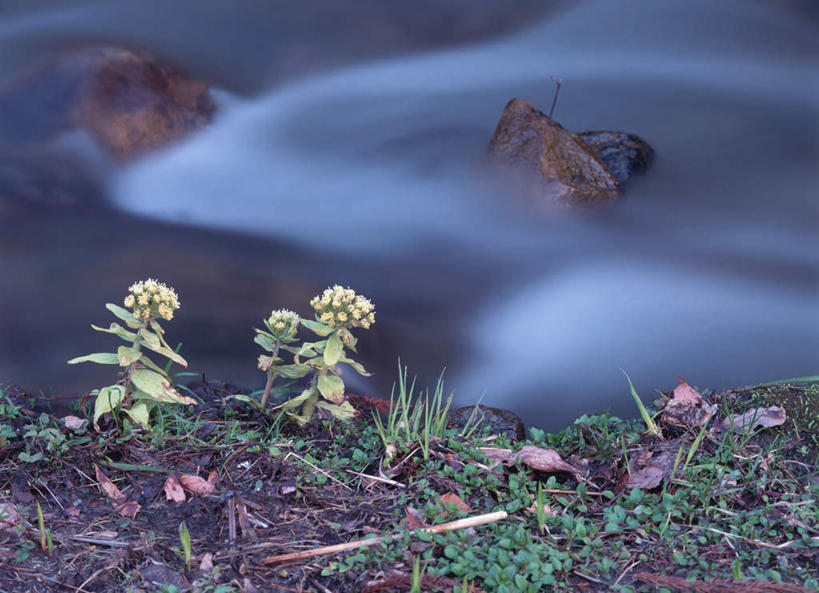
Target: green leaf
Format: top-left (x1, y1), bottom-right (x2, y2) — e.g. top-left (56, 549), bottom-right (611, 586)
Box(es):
top-left (301, 319), bottom-right (334, 337)
top-left (91, 323), bottom-right (138, 342)
top-left (140, 335), bottom-right (187, 367)
top-left (67, 352), bottom-right (119, 365)
top-left (295, 341), bottom-right (323, 361)
top-left (324, 332), bottom-right (343, 366)
top-left (338, 328), bottom-right (357, 352)
top-left (148, 319), bottom-right (165, 336)
top-left (123, 402), bottom-right (150, 429)
top-left (317, 373), bottom-right (345, 404)
top-left (140, 329), bottom-right (161, 350)
top-left (254, 332), bottom-right (275, 352)
top-left (137, 355), bottom-right (172, 381)
top-left (273, 387), bottom-right (317, 411)
top-left (93, 385), bottom-right (125, 428)
top-left (315, 400), bottom-right (357, 420)
top-left (106, 303), bottom-right (141, 328)
top-left (130, 369), bottom-right (195, 405)
top-left (117, 346), bottom-right (142, 366)
top-left (339, 356), bottom-right (372, 376)
top-left (275, 363), bottom-right (313, 379)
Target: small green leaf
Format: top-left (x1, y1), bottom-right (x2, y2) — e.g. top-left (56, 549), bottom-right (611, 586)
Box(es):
top-left (254, 332), bottom-right (275, 352)
top-left (339, 356), bottom-right (372, 376)
top-left (338, 328), bottom-right (357, 351)
top-left (137, 355), bottom-right (172, 381)
top-left (131, 369), bottom-right (195, 405)
top-left (117, 346), bottom-right (142, 366)
top-left (273, 386), bottom-right (317, 411)
top-left (301, 319), bottom-right (334, 337)
top-left (67, 352), bottom-right (120, 365)
top-left (148, 319), bottom-right (166, 336)
top-left (324, 332), bottom-right (343, 366)
top-left (105, 303), bottom-right (141, 328)
top-left (317, 373), bottom-right (345, 403)
top-left (140, 335), bottom-right (187, 367)
top-left (91, 323), bottom-right (138, 341)
top-left (315, 400), bottom-right (357, 420)
top-left (123, 402), bottom-right (150, 428)
top-left (275, 364), bottom-right (313, 379)
top-left (294, 341), bottom-right (323, 361)
top-left (93, 385), bottom-right (125, 428)
top-left (141, 329), bottom-right (161, 350)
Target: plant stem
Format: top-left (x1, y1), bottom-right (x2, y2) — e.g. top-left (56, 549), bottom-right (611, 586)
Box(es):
top-left (124, 321), bottom-right (147, 398)
top-left (259, 342), bottom-right (280, 411)
top-left (302, 375), bottom-right (319, 420)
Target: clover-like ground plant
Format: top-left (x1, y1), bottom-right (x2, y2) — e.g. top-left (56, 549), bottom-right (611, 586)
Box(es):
top-left (256, 285), bottom-right (375, 424)
top-left (68, 279), bottom-right (195, 430)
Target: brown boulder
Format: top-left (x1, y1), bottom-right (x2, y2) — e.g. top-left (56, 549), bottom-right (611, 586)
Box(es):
top-left (487, 98), bottom-right (620, 206)
top-left (0, 47), bottom-right (215, 160)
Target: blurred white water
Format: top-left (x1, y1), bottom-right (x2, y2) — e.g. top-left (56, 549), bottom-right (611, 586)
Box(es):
top-left (2, 0), bottom-right (817, 427)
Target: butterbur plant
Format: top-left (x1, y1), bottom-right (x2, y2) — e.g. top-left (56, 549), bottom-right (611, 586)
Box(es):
top-left (68, 279), bottom-right (196, 430)
top-left (256, 285), bottom-right (375, 424)
top-left (255, 309), bottom-right (306, 410)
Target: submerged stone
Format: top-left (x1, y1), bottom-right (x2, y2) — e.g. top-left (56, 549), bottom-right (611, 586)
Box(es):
top-left (0, 46), bottom-right (216, 160)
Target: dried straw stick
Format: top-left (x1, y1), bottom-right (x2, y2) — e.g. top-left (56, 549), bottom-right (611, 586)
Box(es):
top-left (262, 510), bottom-right (507, 565)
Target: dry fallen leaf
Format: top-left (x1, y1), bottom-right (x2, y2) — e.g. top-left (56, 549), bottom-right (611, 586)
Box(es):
top-left (63, 415), bottom-right (87, 430)
top-left (722, 406), bottom-right (786, 433)
top-left (0, 501), bottom-right (23, 529)
top-left (480, 445), bottom-right (583, 481)
top-left (662, 378), bottom-right (716, 428)
top-left (199, 552), bottom-right (214, 571)
top-left (401, 506), bottom-right (427, 530)
top-left (64, 506), bottom-right (82, 519)
top-left (164, 474), bottom-right (186, 503)
top-left (525, 502), bottom-right (557, 516)
top-left (626, 466), bottom-right (665, 490)
top-left (440, 492), bottom-right (471, 512)
top-left (94, 464), bottom-right (141, 518)
top-left (670, 379), bottom-right (702, 406)
top-left (179, 473), bottom-right (216, 496)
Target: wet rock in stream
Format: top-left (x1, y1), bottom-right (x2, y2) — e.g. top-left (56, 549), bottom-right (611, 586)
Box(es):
top-left (487, 98), bottom-right (653, 205)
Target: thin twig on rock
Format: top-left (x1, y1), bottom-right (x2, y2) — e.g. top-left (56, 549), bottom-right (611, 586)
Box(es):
top-left (549, 76), bottom-right (563, 119)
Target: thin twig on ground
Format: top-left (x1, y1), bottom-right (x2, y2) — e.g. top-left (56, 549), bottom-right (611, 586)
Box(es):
top-left (262, 510), bottom-right (507, 565)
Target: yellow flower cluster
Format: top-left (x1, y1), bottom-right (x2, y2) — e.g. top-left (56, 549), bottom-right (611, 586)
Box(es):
top-left (123, 278), bottom-right (180, 321)
top-left (310, 285), bottom-right (375, 329)
top-left (265, 308), bottom-right (300, 340)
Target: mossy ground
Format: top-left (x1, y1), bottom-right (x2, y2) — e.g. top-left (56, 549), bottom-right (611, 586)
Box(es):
top-left (0, 379), bottom-right (816, 593)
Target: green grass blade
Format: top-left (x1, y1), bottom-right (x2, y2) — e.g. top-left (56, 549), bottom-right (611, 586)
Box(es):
top-left (621, 370), bottom-right (660, 437)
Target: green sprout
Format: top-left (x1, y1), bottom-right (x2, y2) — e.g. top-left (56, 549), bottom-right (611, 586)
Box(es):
top-left (621, 370), bottom-right (661, 437)
top-left (179, 520), bottom-right (192, 571)
top-left (68, 279), bottom-right (196, 430)
top-left (260, 285), bottom-right (375, 424)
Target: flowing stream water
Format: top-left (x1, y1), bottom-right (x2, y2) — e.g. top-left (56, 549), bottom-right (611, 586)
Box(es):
top-left (1, 0), bottom-right (817, 429)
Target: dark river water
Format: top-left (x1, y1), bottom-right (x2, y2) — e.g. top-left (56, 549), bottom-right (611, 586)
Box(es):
top-left (1, 0), bottom-right (817, 430)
